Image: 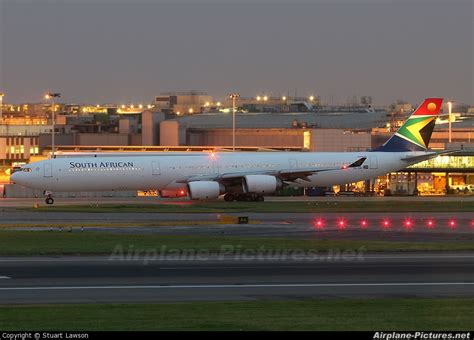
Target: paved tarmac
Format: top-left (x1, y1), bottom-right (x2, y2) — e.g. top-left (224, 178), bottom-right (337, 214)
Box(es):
top-left (0, 254), bottom-right (472, 304)
top-left (1, 196), bottom-right (473, 207)
top-left (0, 209), bottom-right (472, 242)
top-left (1, 197), bottom-right (472, 305)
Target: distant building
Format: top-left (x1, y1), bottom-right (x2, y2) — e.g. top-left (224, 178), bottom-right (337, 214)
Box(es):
top-left (186, 128), bottom-right (371, 152)
top-left (155, 91), bottom-right (213, 115)
top-left (0, 135), bottom-right (40, 166)
top-left (230, 96), bottom-right (319, 113)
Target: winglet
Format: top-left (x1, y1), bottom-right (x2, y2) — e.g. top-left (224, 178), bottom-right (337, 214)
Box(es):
top-left (347, 157), bottom-right (367, 168)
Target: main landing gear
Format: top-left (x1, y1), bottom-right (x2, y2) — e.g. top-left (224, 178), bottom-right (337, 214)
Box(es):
top-left (44, 192), bottom-right (55, 205)
top-left (224, 193), bottom-right (264, 202)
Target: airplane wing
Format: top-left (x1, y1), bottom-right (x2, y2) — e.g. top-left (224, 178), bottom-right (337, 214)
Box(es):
top-left (276, 157), bottom-right (367, 182)
top-left (178, 157), bottom-right (367, 183)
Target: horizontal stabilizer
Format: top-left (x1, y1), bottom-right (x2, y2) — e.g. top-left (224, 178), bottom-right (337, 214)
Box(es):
top-left (401, 150), bottom-right (459, 163)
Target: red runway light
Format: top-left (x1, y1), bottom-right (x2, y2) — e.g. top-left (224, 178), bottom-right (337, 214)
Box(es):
top-left (382, 219), bottom-right (391, 229)
top-left (337, 219), bottom-right (347, 230)
top-left (426, 219), bottom-right (435, 229)
top-left (360, 220), bottom-right (368, 229)
top-left (403, 219), bottom-right (414, 230)
top-left (314, 219), bottom-right (325, 229)
top-left (448, 219), bottom-right (457, 229)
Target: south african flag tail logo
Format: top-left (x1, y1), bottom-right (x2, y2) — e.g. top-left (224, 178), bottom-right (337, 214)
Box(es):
top-left (372, 98), bottom-right (443, 152)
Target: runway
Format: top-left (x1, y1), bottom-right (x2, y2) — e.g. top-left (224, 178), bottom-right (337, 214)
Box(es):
top-left (0, 254), bottom-right (473, 304)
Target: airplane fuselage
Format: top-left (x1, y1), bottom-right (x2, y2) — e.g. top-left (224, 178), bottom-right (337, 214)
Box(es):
top-left (12, 151), bottom-right (425, 192)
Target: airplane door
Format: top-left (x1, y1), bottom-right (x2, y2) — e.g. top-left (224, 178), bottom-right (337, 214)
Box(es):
top-left (289, 159), bottom-right (298, 169)
top-left (370, 156), bottom-right (378, 169)
top-left (151, 161), bottom-right (161, 175)
top-left (44, 163), bottom-right (53, 177)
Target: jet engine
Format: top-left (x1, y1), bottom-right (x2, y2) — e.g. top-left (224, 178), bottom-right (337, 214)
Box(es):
top-left (243, 175), bottom-right (283, 194)
top-left (187, 181), bottom-right (225, 200)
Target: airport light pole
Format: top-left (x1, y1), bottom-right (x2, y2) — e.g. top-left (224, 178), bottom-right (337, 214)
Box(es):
top-left (229, 93), bottom-right (240, 152)
top-left (45, 92), bottom-right (61, 157)
top-left (447, 101), bottom-right (452, 143)
top-left (0, 92), bottom-right (4, 121)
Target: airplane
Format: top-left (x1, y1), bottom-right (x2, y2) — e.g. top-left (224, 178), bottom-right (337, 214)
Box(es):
top-left (11, 98), bottom-right (447, 205)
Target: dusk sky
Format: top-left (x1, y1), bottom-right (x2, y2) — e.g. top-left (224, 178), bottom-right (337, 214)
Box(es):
top-left (0, 0), bottom-right (472, 105)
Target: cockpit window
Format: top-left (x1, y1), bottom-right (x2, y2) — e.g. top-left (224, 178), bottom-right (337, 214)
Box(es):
top-left (22, 168), bottom-right (32, 172)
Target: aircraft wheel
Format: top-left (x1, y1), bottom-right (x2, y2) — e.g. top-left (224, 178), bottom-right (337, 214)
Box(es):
top-left (45, 197), bottom-right (54, 205)
top-left (224, 194), bottom-right (234, 202)
top-left (255, 195), bottom-right (264, 202)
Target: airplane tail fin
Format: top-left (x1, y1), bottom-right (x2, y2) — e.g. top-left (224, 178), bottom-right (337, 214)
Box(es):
top-left (372, 98), bottom-right (443, 152)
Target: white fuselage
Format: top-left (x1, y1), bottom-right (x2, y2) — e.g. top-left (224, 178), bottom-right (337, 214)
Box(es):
top-left (12, 151), bottom-right (427, 193)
